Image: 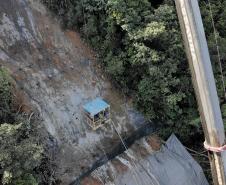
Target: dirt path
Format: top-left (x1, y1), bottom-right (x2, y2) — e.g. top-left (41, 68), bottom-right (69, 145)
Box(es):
top-left (0, 0), bottom-right (146, 183)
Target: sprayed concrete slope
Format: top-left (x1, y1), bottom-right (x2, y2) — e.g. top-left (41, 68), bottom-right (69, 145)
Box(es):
top-left (0, 0), bottom-right (147, 183)
top-left (79, 135), bottom-right (209, 185)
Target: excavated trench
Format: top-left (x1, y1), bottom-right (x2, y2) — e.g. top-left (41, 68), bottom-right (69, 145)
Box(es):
top-left (70, 122), bottom-right (154, 185)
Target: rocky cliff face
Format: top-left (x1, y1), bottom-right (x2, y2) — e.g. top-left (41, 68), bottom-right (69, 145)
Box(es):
top-left (0, 0), bottom-right (147, 183)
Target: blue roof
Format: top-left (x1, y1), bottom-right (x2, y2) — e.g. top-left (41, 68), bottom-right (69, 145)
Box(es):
top-left (83, 98), bottom-right (110, 116)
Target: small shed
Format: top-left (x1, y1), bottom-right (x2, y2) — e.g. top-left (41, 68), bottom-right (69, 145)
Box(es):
top-left (83, 98), bottom-right (110, 130)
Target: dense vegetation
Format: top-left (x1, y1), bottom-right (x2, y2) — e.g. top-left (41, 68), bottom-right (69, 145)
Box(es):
top-left (0, 68), bottom-right (54, 185)
top-left (41, 0), bottom-right (226, 142)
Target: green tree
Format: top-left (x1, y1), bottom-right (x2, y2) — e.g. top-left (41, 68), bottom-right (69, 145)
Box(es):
top-left (0, 68), bottom-right (43, 185)
top-left (0, 123), bottom-right (43, 184)
top-left (0, 68), bottom-right (13, 123)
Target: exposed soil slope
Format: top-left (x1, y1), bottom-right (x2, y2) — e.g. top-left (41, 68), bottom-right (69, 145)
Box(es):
top-left (0, 0), bottom-right (146, 183)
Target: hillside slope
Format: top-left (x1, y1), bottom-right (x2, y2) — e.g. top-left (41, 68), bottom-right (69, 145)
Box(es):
top-left (0, 0), bottom-right (147, 183)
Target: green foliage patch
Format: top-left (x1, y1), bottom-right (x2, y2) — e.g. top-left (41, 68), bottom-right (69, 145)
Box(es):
top-left (0, 68), bottom-right (13, 123)
top-left (0, 122), bottom-right (42, 185)
top-left (0, 67), bottom-right (43, 185)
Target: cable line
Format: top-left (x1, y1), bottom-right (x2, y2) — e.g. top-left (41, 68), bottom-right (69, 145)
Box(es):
top-left (207, 0), bottom-right (226, 100)
top-left (111, 120), bottom-right (144, 185)
top-left (111, 120), bottom-right (161, 185)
